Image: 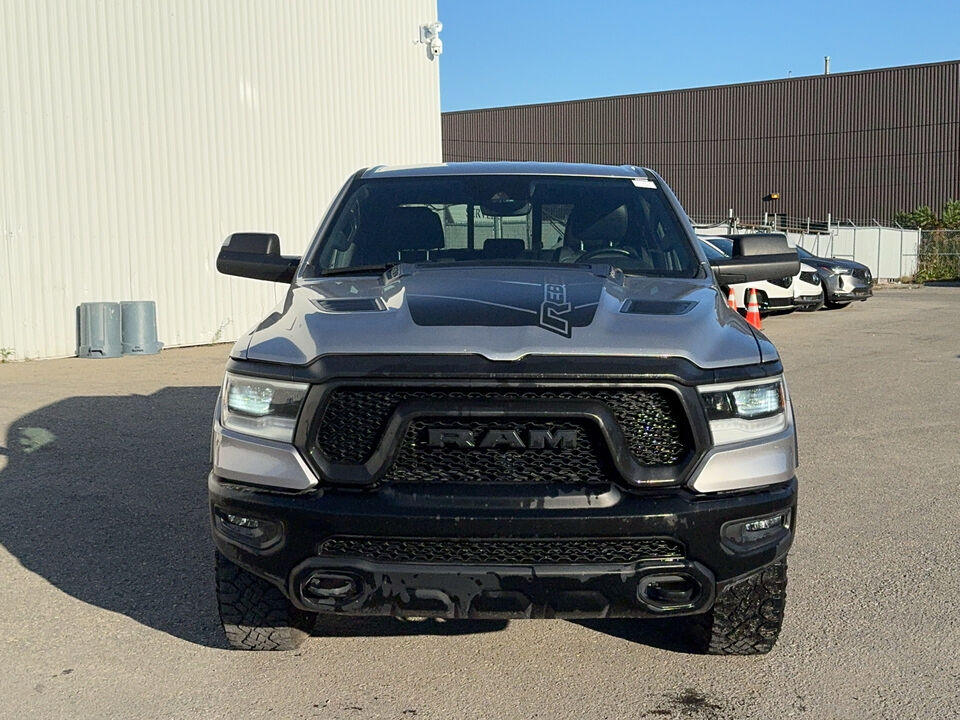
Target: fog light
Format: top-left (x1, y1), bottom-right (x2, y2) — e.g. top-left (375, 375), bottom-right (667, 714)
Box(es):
top-left (214, 508), bottom-right (283, 550)
top-left (743, 516), bottom-right (783, 532)
top-left (721, 511), bottom-right (791, 551)
top-left (225, 514), bottom-right (260, 529)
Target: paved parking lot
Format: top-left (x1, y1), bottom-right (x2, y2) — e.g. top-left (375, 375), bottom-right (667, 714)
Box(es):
top-left (1, 287), bottom-right (958, 720)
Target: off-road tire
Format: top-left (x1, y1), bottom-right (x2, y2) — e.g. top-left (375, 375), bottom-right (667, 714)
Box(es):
top-left (688, 559), bottom-right (787, 655)
top-left (215, 551), bottom-right (316, 650)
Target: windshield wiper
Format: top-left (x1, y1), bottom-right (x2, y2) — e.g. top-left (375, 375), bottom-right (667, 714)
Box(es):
top-left (319, 263), bottom-right (397, 277)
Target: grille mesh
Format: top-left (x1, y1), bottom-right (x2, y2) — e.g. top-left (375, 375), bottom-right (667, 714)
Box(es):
top-left (382, 418), bottom-right (609, 485)
top-left (313, 387), bottom-right (689, 468)
top-left (318, 536), bottom-right (685, 565)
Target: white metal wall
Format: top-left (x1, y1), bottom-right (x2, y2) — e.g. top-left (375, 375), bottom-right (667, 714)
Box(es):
top-left (695, 224), bottom-right (921, 279)
top-left (0, 0), bottom-right (442, 360)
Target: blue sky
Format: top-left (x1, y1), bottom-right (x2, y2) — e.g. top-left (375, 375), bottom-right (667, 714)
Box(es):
top-left (437, 0), bottom-right (960, 111)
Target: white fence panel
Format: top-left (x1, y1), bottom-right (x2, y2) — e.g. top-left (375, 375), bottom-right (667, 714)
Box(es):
top-left (695, 222), bottom-right (920, 280)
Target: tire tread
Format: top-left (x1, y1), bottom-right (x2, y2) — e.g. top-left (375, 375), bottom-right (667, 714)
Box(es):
top-left (215, 551), bottom-right (315, 651)
top-left (689, 559), bottom-right (788, 655)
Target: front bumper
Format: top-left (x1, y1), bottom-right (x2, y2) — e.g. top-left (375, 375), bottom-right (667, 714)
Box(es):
top-left (210, 474), bottom-right (796, 619)
top-left (793, 294), bottom-right (824, 311)
top-left (823, 274), bottom-right (872, 302)
top-left (763, 296), bottom-right (795, 312)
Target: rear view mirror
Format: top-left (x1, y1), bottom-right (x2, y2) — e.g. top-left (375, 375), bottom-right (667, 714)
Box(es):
top-left (709, 234), bottom-right (799, 285)
top-left (217, 233), bottom-right (301, 283)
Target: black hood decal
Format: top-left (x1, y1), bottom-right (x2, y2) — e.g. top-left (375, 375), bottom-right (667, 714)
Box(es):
top-left (405, 271), bottom-right (603, 338)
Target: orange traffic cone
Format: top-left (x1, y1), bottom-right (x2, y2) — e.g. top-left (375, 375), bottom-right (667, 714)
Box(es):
top-left (727, 287), bottom-right (737, 311)
top-left (745, 288), bottom-right (762, 330)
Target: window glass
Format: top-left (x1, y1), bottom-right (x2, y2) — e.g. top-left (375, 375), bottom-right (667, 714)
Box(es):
top-left (306, 176), bottom-right (698, 277)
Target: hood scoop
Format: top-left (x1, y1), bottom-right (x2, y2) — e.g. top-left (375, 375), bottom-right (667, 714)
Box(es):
top-left (313, 298), bottom-right (386, 313)
top-left (620, 299), bottom-right (698, 315)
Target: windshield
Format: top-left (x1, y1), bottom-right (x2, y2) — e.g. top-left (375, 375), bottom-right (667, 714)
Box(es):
top-left (698, 239), bottom-right (728, 260)
top-left (302, 175), bottom-right (699, 278)
top-left (703, 236), bottom-right (734, 256)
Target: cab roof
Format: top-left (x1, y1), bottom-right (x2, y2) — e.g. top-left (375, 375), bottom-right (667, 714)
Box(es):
top-left (361, 161), bottom-right (650, 180)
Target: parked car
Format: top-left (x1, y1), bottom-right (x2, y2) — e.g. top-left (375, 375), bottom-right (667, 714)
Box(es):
top-left (700, 236), bottom-right (823, 313)
top-left (793, 264), bottom-right (825, 312)
top-left (795, 246), bottom-right (873, 309)
top-left (212, 162), bottom-right (800, 654)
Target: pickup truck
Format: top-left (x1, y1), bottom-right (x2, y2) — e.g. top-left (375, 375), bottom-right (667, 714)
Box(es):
top-left (211, 162), bottom-right (799, 654)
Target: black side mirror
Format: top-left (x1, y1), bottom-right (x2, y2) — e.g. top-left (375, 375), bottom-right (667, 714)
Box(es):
top-left (709, 233), bottom-right (799, 285)
top-left (217, 233), bottom-right (301, 283)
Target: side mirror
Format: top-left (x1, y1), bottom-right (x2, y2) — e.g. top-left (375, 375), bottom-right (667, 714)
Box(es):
top-left (216, 233), bottom-right (300, 283)
top-left (709, 233), bottom-right (799, 285)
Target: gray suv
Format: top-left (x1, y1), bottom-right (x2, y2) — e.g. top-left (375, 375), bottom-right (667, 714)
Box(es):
top-left (210, 162), bottom-right (800, 654)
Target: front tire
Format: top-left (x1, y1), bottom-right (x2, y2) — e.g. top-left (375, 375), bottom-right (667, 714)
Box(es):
top-left (687, 559), bottom-right (788, 655)
top-left (215, 551), bottom-right (316, 650)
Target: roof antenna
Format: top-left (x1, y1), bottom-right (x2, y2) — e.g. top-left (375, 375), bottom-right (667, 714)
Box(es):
top-left (824, 56), bottom-right (830, 75)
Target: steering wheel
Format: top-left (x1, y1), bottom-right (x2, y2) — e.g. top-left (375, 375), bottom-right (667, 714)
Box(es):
top-left (577, 246), bottom-right (639, 262)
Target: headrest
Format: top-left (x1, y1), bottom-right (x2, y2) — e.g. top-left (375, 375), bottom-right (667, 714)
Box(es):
top-left (565, 203), bottom-right (629, 249)
top-left (382, 206), bottom-right (444, 251)
top-left (483, 237), bottom-right (525, 258)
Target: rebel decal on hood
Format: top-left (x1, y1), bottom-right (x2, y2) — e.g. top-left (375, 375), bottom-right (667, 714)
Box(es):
top-left (404, 273), bottom-right (603, 337)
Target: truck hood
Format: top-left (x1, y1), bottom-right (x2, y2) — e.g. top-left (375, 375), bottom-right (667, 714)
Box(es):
top-left (235, 265), bottom-right (769, 368)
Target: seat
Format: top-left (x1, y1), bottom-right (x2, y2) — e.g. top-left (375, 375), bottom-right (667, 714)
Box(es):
top-left (483, 237), bottom-right (525, 259)
top-left (357, 206), bottom-right (445, 264)
top-left (552, 203), bottom-right (629, 262)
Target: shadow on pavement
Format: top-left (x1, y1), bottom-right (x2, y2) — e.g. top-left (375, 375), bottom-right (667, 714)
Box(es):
top-left (575, 618), bottom-right (700, 654)
top-left (0, 388), bottom-right (505, 647)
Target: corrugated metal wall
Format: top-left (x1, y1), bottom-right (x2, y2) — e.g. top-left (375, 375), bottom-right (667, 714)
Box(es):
top-left (443, 61), bottom-right (960, 226)
top-left (0, 0), bottom-right (441, 360)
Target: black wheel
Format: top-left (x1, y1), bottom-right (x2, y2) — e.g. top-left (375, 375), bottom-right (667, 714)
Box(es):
top-left (686, 559), bottom-right (788, 655)
top-left (215, 551), bottom-right (316, 650)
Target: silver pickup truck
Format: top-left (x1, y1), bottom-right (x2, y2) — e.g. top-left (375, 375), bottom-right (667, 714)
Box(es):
top-left (210, 162), bottom-right (799, 654)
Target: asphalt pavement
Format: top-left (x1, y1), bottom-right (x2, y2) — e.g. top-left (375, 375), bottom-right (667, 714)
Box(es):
top-left (1, 286), bottom-right (958, 719)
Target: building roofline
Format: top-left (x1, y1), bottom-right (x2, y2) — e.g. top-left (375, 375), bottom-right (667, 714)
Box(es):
top-left (442, 58), bottom-right (960, 116)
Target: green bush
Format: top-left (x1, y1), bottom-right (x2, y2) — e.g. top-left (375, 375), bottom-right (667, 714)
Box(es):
top-left (896, 201), bottom-right (960, 282)
top-left (914, 230), bottom-right (960, 282)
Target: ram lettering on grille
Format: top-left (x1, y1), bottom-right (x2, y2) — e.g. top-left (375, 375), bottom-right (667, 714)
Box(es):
top-left (312, 386), bottom-right (691, 483)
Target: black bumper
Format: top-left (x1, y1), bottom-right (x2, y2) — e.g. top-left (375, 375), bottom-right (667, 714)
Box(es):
top-left (830, 289), bottom-right (872, 302)
top-left (793, 295), bottom-right (824, 311)
top-left (210, 474), bottom-right (796, 619)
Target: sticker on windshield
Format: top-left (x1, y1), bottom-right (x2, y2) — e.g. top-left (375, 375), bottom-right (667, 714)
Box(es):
top-left (632, 178), bottom-right (657, 189)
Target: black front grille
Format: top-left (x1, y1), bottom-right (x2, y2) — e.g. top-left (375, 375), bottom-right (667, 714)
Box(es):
top-left (799, 270), bottom-right (821, 285)
top-left (768, 275), bottom-right (794, 289)
top-left (313, 386), bottom-right (690, 469)
top-left (319, 536), bottom-right (685, 565)
top-left (852, 268), bottom-right (870, 282)
top-left (382, 418), bottom-right (609, 485)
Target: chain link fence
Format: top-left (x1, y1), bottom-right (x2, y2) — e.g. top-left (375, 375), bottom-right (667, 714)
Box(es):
top-left (914, 229), bottom-right (960, 282)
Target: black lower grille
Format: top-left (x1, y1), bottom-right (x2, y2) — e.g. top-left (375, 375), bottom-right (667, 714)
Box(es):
top-left (313, 386), bottom-right (691, 468)
top-left (382, 418), bottom-right (610, 485)
top-left (319, 536), bottom-right (685, 565)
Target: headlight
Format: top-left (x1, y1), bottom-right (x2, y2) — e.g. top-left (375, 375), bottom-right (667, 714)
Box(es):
top-left (219, 373), bottom-right (309, 442)
top-left (699, 378), bottom-right (788, 445)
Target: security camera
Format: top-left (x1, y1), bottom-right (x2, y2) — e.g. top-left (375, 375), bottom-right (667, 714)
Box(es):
top-left (420, 21), bottom-right (443, 59)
